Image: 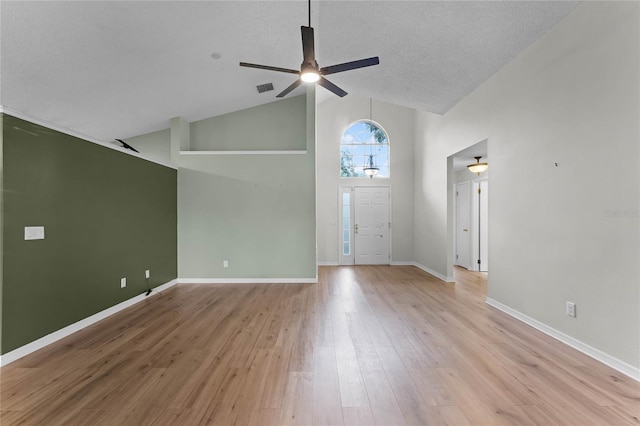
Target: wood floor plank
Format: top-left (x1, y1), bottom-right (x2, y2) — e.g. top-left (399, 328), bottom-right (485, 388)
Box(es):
top-left (376, 346), bottom-right (444, 425)
top-left (279, 372), bottom-right (314, 426)
top-left (603, 405), bottom-right (640, 425)
top-left (437, 405), bottom-right (471, 426)
top-left (342, 406), bottom-right (376, 426)
top-left (354, 343), bottom-right (407, 425)
top-left (1, 266), bottom-right (637, 425)
top-left (335, 346), bottom-right (369, 408)
top-left (312, 346), bottom-right (344, 425)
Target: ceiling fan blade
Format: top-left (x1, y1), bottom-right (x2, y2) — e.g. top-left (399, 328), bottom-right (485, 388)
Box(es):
top-left (301, 26), bottom-right (316, 65)
top-left (317, 77), bottom-right (347, 97)
top-left (239, 62), bottom-right (300, 75)
top-left (276, 79), bottom-right (303, 98)
top-left (320, 57), bottom-right (380, 76)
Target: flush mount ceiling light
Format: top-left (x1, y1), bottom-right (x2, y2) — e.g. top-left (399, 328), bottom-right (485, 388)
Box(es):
top-left (239, 0), bottom-right (379, 98)
top-left (467, 156), bottom-right (488, 175)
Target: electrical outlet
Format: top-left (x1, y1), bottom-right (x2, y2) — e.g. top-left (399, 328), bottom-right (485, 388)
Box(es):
top-left (145, 270), bottom-right (150, 279)
top-left (566, 301), bottom-right (576, 317)
top-left (223, 260), bottom-right (229, 268)
top-left (121, 277), bottom-right (127, 288)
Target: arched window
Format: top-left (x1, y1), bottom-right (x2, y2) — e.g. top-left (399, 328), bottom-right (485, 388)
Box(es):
top-left (340, 120), bottom-right (389, 178)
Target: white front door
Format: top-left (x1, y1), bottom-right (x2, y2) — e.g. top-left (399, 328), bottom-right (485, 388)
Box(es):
top-left (354, 187), bottom-right (390, 265)
top-left (455, 182), bottom-right (471, 269)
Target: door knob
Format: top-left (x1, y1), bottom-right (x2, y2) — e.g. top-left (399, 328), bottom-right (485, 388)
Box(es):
top-left (463, 228), bottom-right (468, 232)
top-left (355, 224), bottom-right (359, 234)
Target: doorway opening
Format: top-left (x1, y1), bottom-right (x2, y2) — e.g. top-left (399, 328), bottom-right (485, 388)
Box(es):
top-left (449, 140), bottom-right (489, 276)
top-left (453, 179), bottom-right (488, 271)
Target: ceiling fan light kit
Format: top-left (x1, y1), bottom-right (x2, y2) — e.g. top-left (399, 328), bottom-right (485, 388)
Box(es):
top-left (239, 0), bottom-right (379, 98)
top-left (300, 65), bottom-right (320, 83)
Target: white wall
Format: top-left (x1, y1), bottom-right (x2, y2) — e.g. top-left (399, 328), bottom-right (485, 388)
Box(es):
top-left (413, 111), bottom-right (453, 278)
top-left (414, 2), bottom-right (639, 369)
top-left (190, 95), bottom-right (306, 151)
top-left (317, 95), bottom-right (415, 264)
top-left (454, 168), bottom-right (487, 184)
top-left (127, 128), bottom-right (171, 164)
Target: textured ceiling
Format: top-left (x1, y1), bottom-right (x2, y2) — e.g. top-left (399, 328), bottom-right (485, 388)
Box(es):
top-left (0, 1), bottom-right (579, 141)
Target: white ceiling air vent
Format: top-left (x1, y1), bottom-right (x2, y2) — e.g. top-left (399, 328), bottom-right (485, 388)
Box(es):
top-left (256, 83), bottom-right (274, 94)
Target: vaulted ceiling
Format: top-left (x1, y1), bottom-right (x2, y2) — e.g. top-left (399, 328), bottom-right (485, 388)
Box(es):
top-left (1, 1), bottom-right (579, 141)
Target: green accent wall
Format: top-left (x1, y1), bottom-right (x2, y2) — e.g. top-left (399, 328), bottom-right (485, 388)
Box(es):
top-left (1, 114), bottom-right (177, 354)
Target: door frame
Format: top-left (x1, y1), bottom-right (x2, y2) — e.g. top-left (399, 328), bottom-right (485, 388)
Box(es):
top-left (472, 179), bottom-right (488, 272)
top-left (339, 185), bottom-right (392, 265)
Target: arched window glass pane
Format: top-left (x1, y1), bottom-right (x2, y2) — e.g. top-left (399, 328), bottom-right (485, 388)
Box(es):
top-left (340, 120), bottom-right (389, 178)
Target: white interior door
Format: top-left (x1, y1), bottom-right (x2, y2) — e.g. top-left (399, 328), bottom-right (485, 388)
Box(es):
top-left (455, 182), bottom-right (471, 269)
top-left (354, 187), bottom-right (390, 265)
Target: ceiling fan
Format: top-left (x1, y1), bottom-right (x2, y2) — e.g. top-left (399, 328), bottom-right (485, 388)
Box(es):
top-left (240, 0), bottom-right (379, 98)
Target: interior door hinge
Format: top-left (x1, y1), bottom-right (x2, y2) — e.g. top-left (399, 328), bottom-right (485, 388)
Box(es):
top-left (456, 254), bottom-right (459, 259)
top-left (477, 188), bottom-right (481, 194)
top-left (477, 259), bottom-right (481, 264)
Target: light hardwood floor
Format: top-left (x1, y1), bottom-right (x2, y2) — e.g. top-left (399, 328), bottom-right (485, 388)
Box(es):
top-left (1, 266), bottom-right (638, 425)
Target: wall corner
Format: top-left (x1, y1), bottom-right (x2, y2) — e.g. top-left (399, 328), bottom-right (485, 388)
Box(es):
top-left (0, 113), bottom-right (4, 354)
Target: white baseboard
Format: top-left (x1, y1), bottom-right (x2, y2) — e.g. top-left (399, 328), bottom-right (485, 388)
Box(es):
top-left (179, 277), bottom-right (317, 284)
top-left (317, 262), bottom-right (339, 266)
top-left (486, 298), bottom-right (640, 382)
top-left (412, 262), bottom-right (455, 283)
top-left (390, 261), bottom-right (414, 266)
top-left (0, 279), bottom-right (178, 367)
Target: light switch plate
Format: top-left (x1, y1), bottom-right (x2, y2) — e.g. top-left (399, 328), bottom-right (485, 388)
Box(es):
top-left (566, 301), bottom-right (576, 317)
top-left (25, 226), bottom-right (45, 240)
